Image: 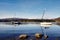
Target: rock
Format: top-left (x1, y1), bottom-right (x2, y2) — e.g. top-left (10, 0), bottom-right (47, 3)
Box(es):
top-left (18, 34), bottom-right (28, 40)
top-left (35, 33), bottom-right (43, 39)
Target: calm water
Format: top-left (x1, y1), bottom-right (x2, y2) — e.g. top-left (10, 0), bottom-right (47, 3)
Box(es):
top-left (0, 22), bottom-right (60, 40)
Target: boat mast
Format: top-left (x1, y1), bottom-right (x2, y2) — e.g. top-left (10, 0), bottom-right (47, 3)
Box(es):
top-left (41, 8), bottom-right (46, 19)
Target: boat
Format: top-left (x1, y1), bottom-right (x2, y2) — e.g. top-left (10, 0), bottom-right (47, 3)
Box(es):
top-left (40, 22), bottom-right (52, 27)
top-left (40, 22), bottom-right (52, 25)
top-left (40, 9), bottom-right (52, 27)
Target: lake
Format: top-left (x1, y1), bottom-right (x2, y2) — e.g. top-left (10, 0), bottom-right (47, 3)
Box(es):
top-left (0, 22), bottom-right (60, 40)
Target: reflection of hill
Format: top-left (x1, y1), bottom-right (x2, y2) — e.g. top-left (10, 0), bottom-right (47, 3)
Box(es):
top-left (56, 22), bottom-right (60, 26)
top-left (54, 17), bottom-right (60, 22)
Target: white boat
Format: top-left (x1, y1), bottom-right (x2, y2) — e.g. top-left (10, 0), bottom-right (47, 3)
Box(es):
top-left (40, 22), bottom-right (52, 25)
top-left (40, 22), bottom-right (52, 27)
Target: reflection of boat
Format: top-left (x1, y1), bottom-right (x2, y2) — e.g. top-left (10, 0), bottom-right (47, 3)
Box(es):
top-left (40, 9), bottom-right (52, 40)
top-left (12, 22), bottom-right (21, 24)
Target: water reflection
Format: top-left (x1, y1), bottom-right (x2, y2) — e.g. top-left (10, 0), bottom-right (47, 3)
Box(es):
top-left (55, 37), bottom-right (60, 40)
top-left (56, 22), bottom-right (60, 26)
top-left (0, 22), bottom-right (60, 26)
top-left (0, 22), bottom-right (60, 40)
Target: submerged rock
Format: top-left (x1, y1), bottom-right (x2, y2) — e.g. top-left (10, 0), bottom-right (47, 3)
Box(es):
top-left (35, 33), bottom-right (43, 39)
top-left (18, 34), bottom-right (28, 40)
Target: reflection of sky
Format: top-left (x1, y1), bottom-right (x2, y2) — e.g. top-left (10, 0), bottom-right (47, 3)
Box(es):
top-left (0, 24), bottom-right (60, 37)
top-left (0, 0), bottom-right (60, 19)
top-left (0, 24), bottom-right (40, 30)
top-left (45, 25), bottom-right (60, 37)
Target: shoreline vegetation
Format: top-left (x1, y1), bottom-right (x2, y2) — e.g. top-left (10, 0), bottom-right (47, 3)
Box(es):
top-left (0, 17), bottom-right (60, 23)
top-left (0, 18), bottom-right (55, 22)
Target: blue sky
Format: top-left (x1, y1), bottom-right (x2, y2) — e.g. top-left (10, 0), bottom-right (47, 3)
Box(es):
top-left (0, 0), bottom-right (60, 19)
